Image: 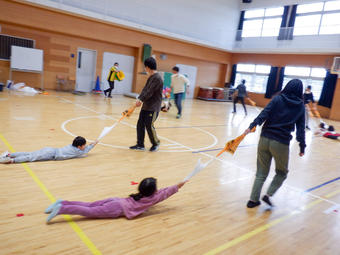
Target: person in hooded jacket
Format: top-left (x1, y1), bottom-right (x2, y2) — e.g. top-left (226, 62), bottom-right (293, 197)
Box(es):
top-left (243, 79), bottom-right (306, 208)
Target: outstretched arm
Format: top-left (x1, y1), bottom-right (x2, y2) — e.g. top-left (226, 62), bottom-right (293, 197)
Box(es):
top-left (84, 140), bottom-right (98, 153)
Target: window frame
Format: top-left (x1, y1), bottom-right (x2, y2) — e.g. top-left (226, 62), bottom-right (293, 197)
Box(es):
top-left (294, 1), bottom-right (340, 36)
top-left (242, 7), bottom-right (284, 38)
top-left (235, 63), bottom-right (271, 94)
top-left (283, 66), bottom-right (327, 100)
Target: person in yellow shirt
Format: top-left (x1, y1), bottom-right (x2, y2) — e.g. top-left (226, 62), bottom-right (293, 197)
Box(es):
top-left (170, 66), bottom-right (190, 119)
top-left (104, 62), bottom-right (119, 98)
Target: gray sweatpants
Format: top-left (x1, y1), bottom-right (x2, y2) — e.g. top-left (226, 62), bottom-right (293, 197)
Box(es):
top-left (10, 147), bottom-right (57, 163)
top-left (250, 136), bottom-right (289, 202)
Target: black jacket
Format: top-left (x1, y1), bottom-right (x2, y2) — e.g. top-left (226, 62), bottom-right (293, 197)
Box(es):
top-left (249, 93), bottom-right (306, 153)
top-left (138, 73), bottom-right (163, 112)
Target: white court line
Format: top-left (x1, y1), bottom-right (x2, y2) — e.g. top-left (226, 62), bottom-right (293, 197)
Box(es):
top-left (58, 96), bottom-right (339, 206)
top-left (59, 98), bottom-right (217, 153)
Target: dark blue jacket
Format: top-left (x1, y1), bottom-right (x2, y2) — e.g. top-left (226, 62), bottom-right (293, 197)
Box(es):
top-left (249, 93), bottom-right (306, 153)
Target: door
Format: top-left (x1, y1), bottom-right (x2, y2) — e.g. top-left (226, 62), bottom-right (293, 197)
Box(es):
top-left (176, 64), bottom-right (197, 99)
top-left (101, 52), bottom-right (135, 94)
top-left (76, 48), bottom-right (97, 92)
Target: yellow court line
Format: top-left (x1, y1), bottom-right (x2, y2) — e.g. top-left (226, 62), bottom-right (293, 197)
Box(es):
top-left (0, 133), bottom-right (102, 255)
top-left (205, 189), bottom-right (340, 255)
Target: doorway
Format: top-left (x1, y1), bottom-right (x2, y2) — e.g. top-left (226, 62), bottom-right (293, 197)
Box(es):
top-left (76, 48), bottom-right (97, 92)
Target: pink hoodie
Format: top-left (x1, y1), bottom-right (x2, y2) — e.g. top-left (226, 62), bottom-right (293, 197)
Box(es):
top-left (118, 185), bottom-right (179, 219)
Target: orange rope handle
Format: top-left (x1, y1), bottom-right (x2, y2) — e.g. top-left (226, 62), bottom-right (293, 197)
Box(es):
top-left (119, 105), bottom-right (137, 122)
top-left (216, 126), bottom-right (256, 157)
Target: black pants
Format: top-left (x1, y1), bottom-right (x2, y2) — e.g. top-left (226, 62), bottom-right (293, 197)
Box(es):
top-left (174, 93), bottom-right (183, 115)
top-left (233, 96), bottom-right (247, 114)
top-left (104, 81), bottom-right (115, 96)
top-left (137, 110), bottom-right (160, 147)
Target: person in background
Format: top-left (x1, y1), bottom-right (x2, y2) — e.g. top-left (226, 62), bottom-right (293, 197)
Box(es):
top-left (232, 79), bottom-right (248, 115)
top-left (303, 85), bottom-right (316, 130)
top-left (129, 57), bottom-right (163, 152)
top-left (104, 62), bottom-right (119, 98)
top-left (244, 79), bottom-right (306, 208)
top-left (170, 66), bottom-right (190, 119)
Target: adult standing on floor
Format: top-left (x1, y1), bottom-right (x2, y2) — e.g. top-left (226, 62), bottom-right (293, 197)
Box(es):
top-left (232, 79), bottom-right (248, 115)
top-left (104, 62), bottom-right (119, 98)
top-left (244, 79), bottom-right (306, 208)
top-left (170, 66), bottom-right (190, 119)
top-left (130, 57), bottom-right (163, 152)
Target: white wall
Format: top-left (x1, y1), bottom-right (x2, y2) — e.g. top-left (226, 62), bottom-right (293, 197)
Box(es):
top-left (26, 0), bottom-right (240, 51)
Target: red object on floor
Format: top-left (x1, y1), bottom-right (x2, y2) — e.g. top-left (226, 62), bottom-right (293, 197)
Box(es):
top-left (130, 181), bottom-right (139, 185)
top-left (16, 213), bottom-right (24, 217)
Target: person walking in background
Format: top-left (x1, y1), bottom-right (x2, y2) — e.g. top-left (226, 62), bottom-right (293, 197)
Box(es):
top-left (170, 66), bottom-right (190, 119)
top-left (232, 79), bottom-right (248, 115)
top-left (104, 62), bottom-right (119, 98)
top-left (129, 57), bottom-right (163, 152)
top-left (303, 85), bottom-right (315, 130)
top-left (244, 79), bottom-right (306, 208)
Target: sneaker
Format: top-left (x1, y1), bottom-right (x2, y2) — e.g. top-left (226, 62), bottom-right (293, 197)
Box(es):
top-left (176, 114), bottom-right (181, 119)
top-left (0, 151), bottom-right (9, 158)
top-left (247, 200), bottom-right (261, 208)
top-left (108, 95), bottom-right (112, 98)
top-left (45, 199), bottom-right (63, 214)
top-left (129, 145), bottom-right (145, 151)
top-left (0, 157), bottom-right (13, 164)
top-left (232, 111), bottom-right (236, 114)
top-left (46, 203), bottom-right (62, 223)
top-left (306, 126), bottom-right (311, 130)
top-left (262, 195), bottom-right (273, 207)
top-left (149, 144), bottom-right (159, 152)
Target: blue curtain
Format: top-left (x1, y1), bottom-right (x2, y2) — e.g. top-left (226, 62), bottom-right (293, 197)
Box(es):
top-left (278, 6), bottom-right (290, 40)
top-left (265, 67), bottom-right (279, 98)
top-left (287, 5), bottom-right (297, 40)
top-left (230, 64), bottom-right (237, 86)
top-left (318, 71), bottom-right (338, 108)
top-left (276, 67), bottom-right (285, 92)
top-left (236, 11), bottom-right (245, 41)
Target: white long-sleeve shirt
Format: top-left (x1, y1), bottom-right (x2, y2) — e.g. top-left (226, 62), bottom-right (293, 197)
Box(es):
top-left (171, 74), bottom-right (190, 94)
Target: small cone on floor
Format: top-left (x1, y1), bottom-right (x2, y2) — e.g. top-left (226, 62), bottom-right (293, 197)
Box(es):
top-left (93, 76), bottom-right (102, 93)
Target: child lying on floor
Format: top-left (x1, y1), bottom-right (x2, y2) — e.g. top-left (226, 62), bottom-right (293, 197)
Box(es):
top-left (45, 177), bottom-right (187, 223)
top-left (0, 136), bottom-right (98, 164)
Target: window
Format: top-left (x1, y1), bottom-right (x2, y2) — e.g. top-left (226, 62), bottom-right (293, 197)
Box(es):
top-left (294, 1), bottom-right (340, 36)
top-left (283, 66), bottom-right (327, 100)
top-left (235, 64), bottom-right (271, 93)
top-left (319, 13), bottom-right (340, 34)
top-left (0, 34), bottom-right (34, 60)
top-left (242, 7), bottom-right (284, 37)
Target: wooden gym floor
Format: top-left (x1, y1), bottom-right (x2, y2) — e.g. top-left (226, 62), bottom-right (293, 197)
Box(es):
top-left (0, 91), bottom-right (339, 255)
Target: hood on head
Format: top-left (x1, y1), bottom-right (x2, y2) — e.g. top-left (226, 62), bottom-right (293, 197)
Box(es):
top-left (280, 79), bottom-right (304, 105)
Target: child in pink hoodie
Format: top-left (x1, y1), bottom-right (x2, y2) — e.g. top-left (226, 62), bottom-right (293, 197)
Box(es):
top-left (45, 178), bottom-right (187, 223)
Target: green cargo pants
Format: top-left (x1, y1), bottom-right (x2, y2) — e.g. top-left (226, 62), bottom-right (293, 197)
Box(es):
top-left (250, 136), bottom-right (289, 202)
